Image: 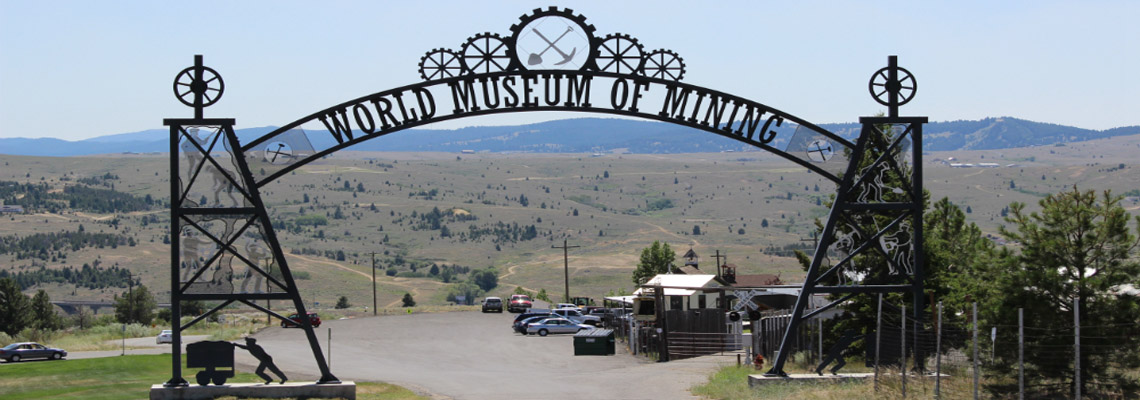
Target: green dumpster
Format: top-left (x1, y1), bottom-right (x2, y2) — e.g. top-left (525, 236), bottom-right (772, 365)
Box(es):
top-left (574, 329), bottom-right (615, 356)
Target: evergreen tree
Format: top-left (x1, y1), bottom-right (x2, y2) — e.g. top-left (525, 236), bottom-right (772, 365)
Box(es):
top-left (982, 187), bottom-right (1140, 394)
top-left (632, 241), bottom-right (675, 285)
top-left (0, 278), bottom-right (30, 335)
top-left (335, 296), bottom-right (351, 309)
top-left (401, 292), bottom-right (416, 307)
top-left (113, 284), bottom-right (156, 325)
top-left (31, 289), bottom-right (61, 331)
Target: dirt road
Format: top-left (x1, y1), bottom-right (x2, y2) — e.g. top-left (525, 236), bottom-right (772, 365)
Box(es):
top-left (249, 311), bottom-right (731, 400)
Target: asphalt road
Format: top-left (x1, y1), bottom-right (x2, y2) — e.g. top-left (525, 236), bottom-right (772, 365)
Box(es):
top-left (247, 311), bottom-right (734, 400)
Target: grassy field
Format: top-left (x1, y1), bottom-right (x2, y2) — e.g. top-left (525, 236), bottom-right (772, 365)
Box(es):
top-left (2, 133), bottom-right (1139, 312)
top-left (692, 364), bottom-right (981, 400)
top-left (0, 354), bottom-right (423, 400)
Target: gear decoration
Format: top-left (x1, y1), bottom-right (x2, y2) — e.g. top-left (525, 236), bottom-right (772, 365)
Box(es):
top-left (869, 65), bottom-right (916, 106)
top-left (594, 33), bottom-right (645, 74)
top-left (642, 49), bottom-right (685, 81)
top-left (869, 56), bottom-right (916, 117)
top-left (173, 55), bottom-right (224, 117)
top-left (459, 32), bottom-right (513, 74)
top-left (508, 7), bottom-right (596, 71)
top-left (419, 48), bottom-right (463, 80)
top-left (414, 7), bottom-right (689, 80)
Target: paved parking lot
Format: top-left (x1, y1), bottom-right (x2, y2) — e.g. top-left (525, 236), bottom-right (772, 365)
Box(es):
top-left (246, 310), bottom-right (733, 400)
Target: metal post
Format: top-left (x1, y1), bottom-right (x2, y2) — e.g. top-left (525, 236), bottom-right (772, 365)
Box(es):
top-left (327, 327), bottom-right (332, 369)
top-left (875, 293), bottom-right (882, 392)
top-left (1074, 297), bottom-right (1080, 400)
top-left (818, 315), bottom-right (823, 364)
top-left (1018, 307), bottom-right (1024, 400)
top-left (901, 304), bottom-right (907, 398)
top-left (936, 302), bottom-right (942, 398)
top-left (973, 302), bottom-right (979, 400)
top-left (266, 260), bottom-right (272, 325)
top-left (166, 124), bottom-right (186, 387)
top-left (371, 252), bottom-right (377, 316)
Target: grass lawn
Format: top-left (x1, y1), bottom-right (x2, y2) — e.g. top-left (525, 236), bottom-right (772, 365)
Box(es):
top-left (0, 354), bottom-right (424, 400)
top-left (691, 365), bottom-right (963, 400)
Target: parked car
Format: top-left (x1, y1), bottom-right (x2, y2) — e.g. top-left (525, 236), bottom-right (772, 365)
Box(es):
top-left (513, 315), bottom-right (552, 334)
top-left (551, 308), bottom-right (602, 326)
top-left (526, 318), bottom-right (595, 336)
top-left (281, 312), bottom-right (321, 328)
top-left (482, 297), bottom-right (503, 313)
top-left (156, 330), bottom-right (173, 344)
top-left (512, 311), bottom-right (552, 327)
top-left (0, 342), bottom-right (66, 362)
top-left (555, 303), bottom-right (578, 309)
top-left (507, 294), bottom-right (533, 313)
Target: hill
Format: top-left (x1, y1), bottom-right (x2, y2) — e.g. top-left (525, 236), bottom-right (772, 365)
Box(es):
top-left (2, 117), bottom-right (1137, 156)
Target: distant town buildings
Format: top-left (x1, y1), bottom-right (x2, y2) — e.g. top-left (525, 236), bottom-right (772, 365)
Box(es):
top-left (0, 205), bottom-right (25, 213)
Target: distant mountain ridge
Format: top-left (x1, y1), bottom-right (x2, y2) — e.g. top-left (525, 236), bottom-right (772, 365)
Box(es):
top-left (1, 117), bottom-right (1136, 156)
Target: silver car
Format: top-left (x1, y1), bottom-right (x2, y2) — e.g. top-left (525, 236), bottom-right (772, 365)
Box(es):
top-left (526, 318), bottom-right (595, 336)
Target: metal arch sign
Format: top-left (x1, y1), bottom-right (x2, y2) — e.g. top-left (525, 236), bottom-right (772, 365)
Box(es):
top-left (242, 70), bottom-right (853, 186)
top-left (162, 5), bottom-right (930, 385)
top-left (240, 6), bottom-right (853, 187)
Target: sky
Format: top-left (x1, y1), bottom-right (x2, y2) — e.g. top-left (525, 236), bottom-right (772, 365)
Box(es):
top-left (1, 1), bottom-right (1138, 141)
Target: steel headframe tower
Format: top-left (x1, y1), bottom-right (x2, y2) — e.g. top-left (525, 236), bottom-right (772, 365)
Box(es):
top-left (767, 56), bottom-right (927, 376)
top-left (163, 55), bottom-right (337, 386)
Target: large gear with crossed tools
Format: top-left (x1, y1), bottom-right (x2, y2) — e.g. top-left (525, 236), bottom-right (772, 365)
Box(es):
top-left (459, 32), bottom-right (513, 74)
top-left (594, 33), bottom-right (646, 75)
top-left (642, 49), bottom-right (686, 81)
top-left (509, 7), bottom-right (597, 71)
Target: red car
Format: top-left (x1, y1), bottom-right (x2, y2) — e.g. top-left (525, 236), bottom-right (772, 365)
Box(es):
top-left (281, 312), bottom-right (321, 328)
top-left (508, 294), bottom-right (532, 313)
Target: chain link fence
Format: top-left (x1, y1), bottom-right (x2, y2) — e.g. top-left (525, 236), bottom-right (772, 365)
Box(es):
top-left (870, 299), bottom-right (1139, 399)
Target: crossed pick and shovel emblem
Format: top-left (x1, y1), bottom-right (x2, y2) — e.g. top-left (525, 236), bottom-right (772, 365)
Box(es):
top-left (528, 26), bottom-right (576, 66)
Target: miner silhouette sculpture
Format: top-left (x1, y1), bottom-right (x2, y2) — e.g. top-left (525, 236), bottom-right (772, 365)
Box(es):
top-left (816, 330), bottom-right (863, 376)
top-left (234, 337), bottom-right (287, 384)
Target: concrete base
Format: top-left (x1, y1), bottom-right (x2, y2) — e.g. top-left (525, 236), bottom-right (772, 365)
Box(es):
top-left (150, 381), bottom-right (355, 400)
top-left (749, 373), bottom-right (873, 387)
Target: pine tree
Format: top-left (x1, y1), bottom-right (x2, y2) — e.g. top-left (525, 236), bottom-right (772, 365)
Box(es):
top-left (31, 289), bottom-right (61, 331)
top-left (401, 293), bottom-right (416, 307)
top-left (113, 284), bottom-right (156, 325)
top-left (0, 278), bottom-right (31, 335)
top-left (983, 187), bottom-right (1140, 393)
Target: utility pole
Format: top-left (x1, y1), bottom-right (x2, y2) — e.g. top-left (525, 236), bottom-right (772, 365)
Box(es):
top-left (369, 252), bottom-right (379, 316)
top-left (552, 240), bottom-right (579, 303)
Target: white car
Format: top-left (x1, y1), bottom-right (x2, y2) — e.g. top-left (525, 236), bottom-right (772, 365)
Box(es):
top-left (555, 303), bottom-right (578, 309)
top-left (551, 308), bottom-right (602, 326)
top-left (156, 330), bottom-right (173, 344)
top-left (526, 318), bottom-right (595, 336)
